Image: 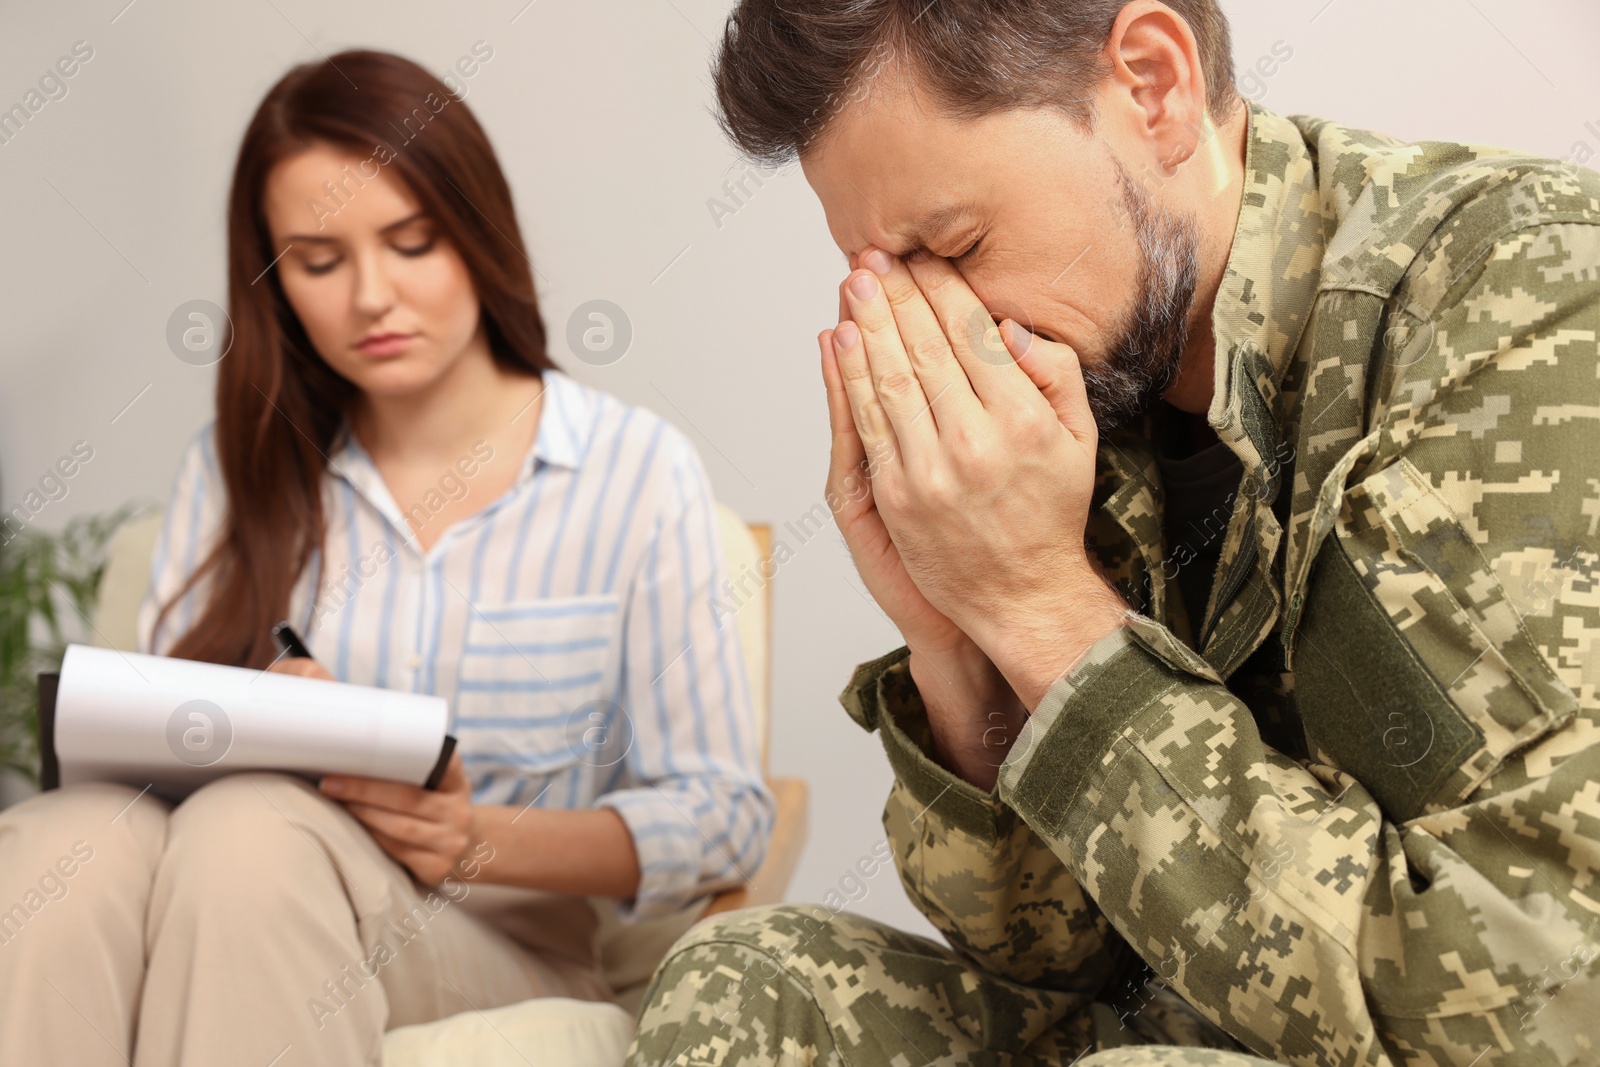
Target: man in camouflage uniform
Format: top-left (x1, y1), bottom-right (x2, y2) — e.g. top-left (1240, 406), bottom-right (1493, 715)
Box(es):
top-left (628, 1), bottom-right (1600, 1064)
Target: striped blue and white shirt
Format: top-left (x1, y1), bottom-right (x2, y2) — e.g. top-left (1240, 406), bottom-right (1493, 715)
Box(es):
top-left (136, 368), bottom-right (775, 920)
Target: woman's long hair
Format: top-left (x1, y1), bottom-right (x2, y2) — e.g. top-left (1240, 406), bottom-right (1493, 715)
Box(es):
top-left (154, 49), bottom-right (557, 669)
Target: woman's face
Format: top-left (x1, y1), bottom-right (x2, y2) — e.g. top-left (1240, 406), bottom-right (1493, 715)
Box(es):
top-left (261, 141), bottom-right (485, 399)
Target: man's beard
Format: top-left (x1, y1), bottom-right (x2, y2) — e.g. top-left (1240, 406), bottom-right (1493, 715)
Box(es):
top-left (1080, 162), bottom-right (1201, 431)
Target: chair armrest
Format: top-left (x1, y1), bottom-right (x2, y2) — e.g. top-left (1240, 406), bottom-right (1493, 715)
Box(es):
top-left (702, 777), bottom-right (808, 918)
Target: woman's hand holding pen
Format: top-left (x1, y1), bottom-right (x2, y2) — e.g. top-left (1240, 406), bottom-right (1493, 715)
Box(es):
top-left (265, 658), bottom-right (339, 681)
top-left (264, 654), bottom-right (479, 886)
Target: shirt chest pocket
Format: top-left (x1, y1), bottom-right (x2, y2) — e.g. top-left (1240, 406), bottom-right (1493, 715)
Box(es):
top-left (452, 594), bottom-right (622, 779)
top-left (1294, 458), bottom-right (1577, 822)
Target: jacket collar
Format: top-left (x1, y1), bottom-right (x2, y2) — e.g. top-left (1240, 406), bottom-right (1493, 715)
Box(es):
top-left (1207, 101), bottom-right (1327, 484)
top-left (1093, 102), bottom-right (1328, 660)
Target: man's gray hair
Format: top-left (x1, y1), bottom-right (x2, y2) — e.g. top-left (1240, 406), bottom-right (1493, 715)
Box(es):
top-left (711, 0), bottom-right (1239, 164)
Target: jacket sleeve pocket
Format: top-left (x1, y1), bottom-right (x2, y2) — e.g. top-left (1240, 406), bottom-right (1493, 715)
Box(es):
top-left (1295, 457), bottom-right (1577, 821)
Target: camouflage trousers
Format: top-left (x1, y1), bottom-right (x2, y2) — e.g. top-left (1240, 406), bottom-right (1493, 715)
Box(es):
top-left (625, 906), bottom-right (1282, 1066)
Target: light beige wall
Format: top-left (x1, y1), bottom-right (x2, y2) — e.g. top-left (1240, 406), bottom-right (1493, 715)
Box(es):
top-left (2, 0), bottom-right (1596, 934)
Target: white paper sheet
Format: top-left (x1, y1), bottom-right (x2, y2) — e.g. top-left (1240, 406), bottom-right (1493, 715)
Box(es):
top-left (52, 644), bottom-right (450, 797)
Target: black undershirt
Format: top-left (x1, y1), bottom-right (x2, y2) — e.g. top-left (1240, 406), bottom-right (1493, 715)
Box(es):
top-left (1154, 408), bottom-right (1244, 641)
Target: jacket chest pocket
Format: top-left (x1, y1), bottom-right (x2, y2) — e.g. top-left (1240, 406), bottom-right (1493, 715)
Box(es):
top-left (1293, 458), bottom-right (1576, 822)
top-left (453, 595), bottom-right (622, 780)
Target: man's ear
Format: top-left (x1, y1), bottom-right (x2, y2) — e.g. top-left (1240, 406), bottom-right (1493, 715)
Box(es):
top-left (1107, 0), bottom-right (1203, 177)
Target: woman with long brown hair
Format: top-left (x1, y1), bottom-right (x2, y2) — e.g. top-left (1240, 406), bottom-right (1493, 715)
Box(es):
top-left (0, 48), bottom-right (772, 1065)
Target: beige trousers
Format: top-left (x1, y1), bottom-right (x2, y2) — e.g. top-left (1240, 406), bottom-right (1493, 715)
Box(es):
top-left (0, 772), bottom-right (614, 1066)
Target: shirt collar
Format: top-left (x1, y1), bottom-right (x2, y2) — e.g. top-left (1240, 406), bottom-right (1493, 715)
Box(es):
top-left (529, 368), bottom-right (592, 472)
top-left (325, 367), bottom-right (593, 523)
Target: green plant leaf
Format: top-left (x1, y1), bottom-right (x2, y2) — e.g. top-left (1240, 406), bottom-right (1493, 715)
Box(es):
top-left (0, 502), bottom-right (155, 787)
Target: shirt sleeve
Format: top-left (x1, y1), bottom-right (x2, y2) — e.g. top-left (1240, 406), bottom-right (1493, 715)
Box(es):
top-left (992, 223), bottom-right (1600, 1066)
top-left (839, 647), bottom-right (1136, 995)
top-left (595, 429), bottom-right (775, 921)
top-left (136, 423), bottom-right (226, 657)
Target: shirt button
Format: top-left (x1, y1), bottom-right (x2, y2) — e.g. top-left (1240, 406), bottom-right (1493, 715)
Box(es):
top-left (407, 653), bottom-right (422, 669)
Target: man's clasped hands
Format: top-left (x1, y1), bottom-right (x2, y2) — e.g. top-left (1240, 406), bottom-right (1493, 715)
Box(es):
top-left (820, 247), bottom-right (1129, 789)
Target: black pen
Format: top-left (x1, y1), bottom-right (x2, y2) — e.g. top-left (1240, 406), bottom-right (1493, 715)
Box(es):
top-left (271, 620), bottom-right (314, 659)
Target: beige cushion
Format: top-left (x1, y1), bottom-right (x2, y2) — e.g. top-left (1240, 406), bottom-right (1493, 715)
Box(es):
top-left (90, 510), bottom-right (164, 653)
top-left (381, 997), bottom-right (635, 1067)
top-left (711, 506), bottom-right (768, 761)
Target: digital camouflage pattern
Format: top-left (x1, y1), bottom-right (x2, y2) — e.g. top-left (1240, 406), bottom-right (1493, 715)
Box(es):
top-left (627, 101), bottom-right (1600, 1066)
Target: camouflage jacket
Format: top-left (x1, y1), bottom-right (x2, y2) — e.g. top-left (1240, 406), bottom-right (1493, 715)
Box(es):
top-left (839, 102), bottom-right (1600, 1066)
